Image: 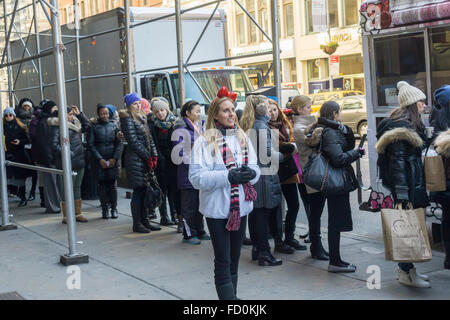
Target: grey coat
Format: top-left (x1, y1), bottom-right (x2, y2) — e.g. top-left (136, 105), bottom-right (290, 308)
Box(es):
top-left (252, 115), bottom-right (283, 209)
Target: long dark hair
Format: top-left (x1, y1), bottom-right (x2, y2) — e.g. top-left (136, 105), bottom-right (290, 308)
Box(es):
top-left (180, 100), bottom-right (200, 117)
top-left (390, 103), bottom-right (424, 131)
top-left (319, 101), bottom-right (340, 120)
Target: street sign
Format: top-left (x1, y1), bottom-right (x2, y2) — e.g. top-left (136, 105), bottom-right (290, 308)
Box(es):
top-left (330, 55), bottom-right (339, 76)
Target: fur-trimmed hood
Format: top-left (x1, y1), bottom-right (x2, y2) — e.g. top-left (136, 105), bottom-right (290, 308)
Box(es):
top-left (119, 109), bottom-right (130, 119)
top-left (304, 122), bottom-right (323, 148)
top-left (434, 129), bottom-right (450, 158)
top-left (47, 116), bottom-right (81, 132)
top-left (376, 127), bottom-right (423, 154)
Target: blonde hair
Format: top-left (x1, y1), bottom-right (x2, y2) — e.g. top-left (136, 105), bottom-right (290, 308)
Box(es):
top-left (204, 97), bottom-right (247, 156)
top-left (290, 95), bottom-right (312, 114)
top-left (240, 94), bottom-right (268, 132)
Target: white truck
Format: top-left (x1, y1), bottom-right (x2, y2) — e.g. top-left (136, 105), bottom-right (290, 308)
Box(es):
top-left (11, 7), bottom-right (254, 117)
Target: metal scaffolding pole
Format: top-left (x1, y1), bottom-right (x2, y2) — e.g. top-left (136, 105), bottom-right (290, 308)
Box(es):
top-left (74, 0), bottom-right (83, 112)
top-left (125, 0), bottom-right (133, 92)
top-left (175, 0), bottom-right (185, 108)
top-left (2, 0), bottom-right (13, 107)
top-left (33, 0), bottom-right (44, 101)
top-left (50, 0), bottom-right (88, 266)
top-left (271, 0), bottom-right (281, 103)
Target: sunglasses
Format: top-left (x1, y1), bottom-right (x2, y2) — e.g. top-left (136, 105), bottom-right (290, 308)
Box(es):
top-left (4, 114), bottom-right (14, 118)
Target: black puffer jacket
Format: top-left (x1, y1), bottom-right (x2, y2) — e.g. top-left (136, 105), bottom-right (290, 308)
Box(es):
top-left (149, 114), bottom-right (177, 188)
top-left (376, 119), bottom-right (429, 208)
top-left (317, 117), bottom-right (360, 193)
top-left (4, 119), bottom-right (33, 179)
top-left (33, 111), bottom-right (54, 166)
top-left (87, 118), bottom-right (123, 181)
top-left (48, 113), bottom-right (91, 171)
top-left (119, 110), bottom-right (158, 189)
top-left (15, 98), bottom-right (34, 128)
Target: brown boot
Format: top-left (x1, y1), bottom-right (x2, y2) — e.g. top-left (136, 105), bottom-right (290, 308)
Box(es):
top-left (61, 201), bottom-right (67, 224)
top-left (74, 199), bottom-right (88, 222)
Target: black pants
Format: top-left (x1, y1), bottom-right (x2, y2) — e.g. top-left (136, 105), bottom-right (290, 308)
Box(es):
top-left (98, 180), bottom-right (117, 209)
top-left (327, 193), bottom-right (352, 265)
top-left (297, 183), bottom-right (311, 219)
top-left (308, 192), bottom-right (326, 243)
top-left (181, 189), bottom-right (205, 239)
top-left (159, 180), bottom-right (179, 219)
top-left (281, 183), bottom-right (300, 241)
top-left (206, 216), bottom-right (247, 289)
top-left (249, 207), bottom-right (278, 252)
top-left (131, 187), bottom-right (146, 226)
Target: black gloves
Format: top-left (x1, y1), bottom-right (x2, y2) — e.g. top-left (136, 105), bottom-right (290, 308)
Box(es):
top-left (279, 143), bottom-right (295, 154)
top-left (228, 165), bottom-right (257, 185)
top-left (358, 148), bottom-right (366, 157)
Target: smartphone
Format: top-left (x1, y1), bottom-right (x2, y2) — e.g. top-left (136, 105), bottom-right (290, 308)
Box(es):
top-left (359, 134), bottom-right (367, 148)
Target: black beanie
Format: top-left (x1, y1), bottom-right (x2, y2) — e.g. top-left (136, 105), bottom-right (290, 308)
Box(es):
top-left (97, 103), bottom-right (107, 113)
top-left (42, 100), bottom-right (57, 114)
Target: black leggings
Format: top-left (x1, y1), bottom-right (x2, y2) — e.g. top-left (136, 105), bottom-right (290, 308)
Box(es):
top-left (249, 207), bottom-right (278, 252)
top-left (308, 192), bottom-right (326, 242)
top-left (281, 184), bottom-right (300, 241)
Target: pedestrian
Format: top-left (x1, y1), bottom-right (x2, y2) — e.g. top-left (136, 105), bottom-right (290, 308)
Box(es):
top-left (376, 81), bottom-right (430, 287)
top-left (430, 84), bottom-right (450, 133)
top-left (48, 105), bottom-right (91, 223)
top-left (291, 95), bottom-right (329, 260)
top-left (119, 92), bottom-right (161, 233)
top-left (33, 100), bottom-right (61, 213)
top-left (3, 107), bottom-right (33, 207)
top-left (148, 98), bottom-right (178, 226)
top-left (88, 104), bottom-right (123, 219)
top-left (173, 100), bottom-right (210, 243)
top-left (267, 99), bottom-right (307, 252)
top-left (189, 90), bottom-right (260, 300)
top-left (15, 98), bottom-right (38, 202)
top-left (317, 101), bottom-right (364, 273)
top-left (240, 94), bottom-right (284, 266)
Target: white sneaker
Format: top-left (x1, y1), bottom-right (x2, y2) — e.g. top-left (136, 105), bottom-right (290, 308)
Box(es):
top-left (397, 268), bottom-right (431, 288)
top-left (396, 270), bottom-right (429, 281)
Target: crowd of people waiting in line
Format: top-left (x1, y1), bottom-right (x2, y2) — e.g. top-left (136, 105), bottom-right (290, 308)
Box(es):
top-left (3, 80), bottom-right (450, 299)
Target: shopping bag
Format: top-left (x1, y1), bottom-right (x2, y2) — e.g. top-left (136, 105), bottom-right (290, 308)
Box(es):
top-left (423, 148), bottom-right (446, 192)
top-left (381, 204), bottom-right (432, 262)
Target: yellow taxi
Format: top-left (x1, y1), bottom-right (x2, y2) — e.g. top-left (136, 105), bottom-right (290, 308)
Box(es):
top-left (308, 90), bottom-right (364, 113)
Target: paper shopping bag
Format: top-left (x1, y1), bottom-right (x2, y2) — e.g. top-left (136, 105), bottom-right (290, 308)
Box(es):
top-left (424, 155), bottom-right (446, 192)
top-left (381, 205), bottom-right (432, 262)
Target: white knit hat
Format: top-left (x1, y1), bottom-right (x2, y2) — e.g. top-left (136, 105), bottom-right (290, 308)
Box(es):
top-left (151, 98), bottom-right (171, 114)
top-left (397, 81), bottom-right (426, 108)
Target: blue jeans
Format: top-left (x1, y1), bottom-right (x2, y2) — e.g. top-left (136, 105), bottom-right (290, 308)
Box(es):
top-left (398, 262), bottom-right (414, 272)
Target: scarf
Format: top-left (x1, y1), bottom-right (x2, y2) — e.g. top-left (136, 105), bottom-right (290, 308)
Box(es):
top-left (215, 121), bottom-right (257, 231)
top-left (152, 113), bottom-right (176, 130)
top-left (268, 119), bottom-right (289, 143)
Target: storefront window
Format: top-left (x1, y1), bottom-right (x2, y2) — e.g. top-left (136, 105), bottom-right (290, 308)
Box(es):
top-left (343, 0), bottom-right (359, 26)
top-left (306, 0), bottom-right (338, 33)
top-left (340, 54), bottom-right (363, 75)
top-left (308, 58), bottom-right (328, 80)
top-left (373, 33), bottom-right (426, 107)
top-left (430, 26), bottom-right (450, 102)
top-left (284, 2), bottom-right (294, 37)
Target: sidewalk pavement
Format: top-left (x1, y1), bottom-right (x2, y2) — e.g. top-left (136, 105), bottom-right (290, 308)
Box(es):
top-left (1, 187), bottom-right (449, 300)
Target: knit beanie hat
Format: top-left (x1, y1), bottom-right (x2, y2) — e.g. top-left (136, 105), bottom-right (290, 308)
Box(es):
top-left (434, 84), bottom-right (450, 109)
top-left (397, 81), bottom-right (426, 108)
top-left (3, 107), bottom-right (15, 117)
top-left (291, 95), bottom-right (312, 113)
top-left (151, 98), bottom-right (171, 114)
top-left (42, 100), bottom-right (57, 114)
top-left (105, 104), bottom-right (117, 118)
top-left (22, 100), bottom-right (33, 108)
top-left (124, 92), bottom-right (141, 108)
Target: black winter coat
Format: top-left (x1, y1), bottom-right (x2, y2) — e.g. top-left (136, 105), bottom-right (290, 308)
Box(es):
top-left (3, 119), bottom-right (33, 179)
top-left (87, 118), bottom-right (123, 181)
top-left (48, 113), bottom-right (91, 171)
top-left (317, 117), bottom-right (360, 194)
top-left (376, 119), bottom-right (429, 208)
top-left (15, 98), bottom-right (34, 129)
top-left (149, 115), bottom-right (177, 188)
top-left (33, 111), bottom-right (54, 166)
top-left (119, 110), bottom-right (158, 189)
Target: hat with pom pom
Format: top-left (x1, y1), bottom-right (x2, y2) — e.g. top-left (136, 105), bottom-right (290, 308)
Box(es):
top-left (397, 81), bottom-right (426, 108)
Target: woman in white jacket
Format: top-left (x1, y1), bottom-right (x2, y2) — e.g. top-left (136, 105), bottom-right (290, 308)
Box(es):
top-left (189, 91), bottom-right (260, 300)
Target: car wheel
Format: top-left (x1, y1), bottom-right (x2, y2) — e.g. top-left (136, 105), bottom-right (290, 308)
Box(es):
top-left (358, 121), bottom-right (367, 137)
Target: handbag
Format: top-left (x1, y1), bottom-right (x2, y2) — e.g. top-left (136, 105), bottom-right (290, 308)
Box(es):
top-left (381, 203), bottom-right (432, 262)
top-left (143, 171), bottom-right (163, 210)
top-left (277, 154), bottom-right (298, 182)
top-left (423, 146), bottom-right (446, 192)
top-left (302, 131), bottom-right (354, 196)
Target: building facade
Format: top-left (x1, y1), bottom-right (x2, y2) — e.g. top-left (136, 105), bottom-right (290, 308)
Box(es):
top-left (227, 0), bottom-right (364, 94)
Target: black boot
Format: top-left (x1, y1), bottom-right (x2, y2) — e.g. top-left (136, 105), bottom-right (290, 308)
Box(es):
top-left (110, 184), bottom-right (118, 219)
top-left (274, 239), bottom-right (295, 254)
top-left (310, 236), bottom-right (329, 261)
top-left (177, 215), bottom-right (183, 233)
top-left (215, 282), bottom-right (236, 300)
top-left (28, 172), bottom-right (37, 201)
top-left (39, 187), bottom-right (46, 208)
top-left (28, 190), bottom-right (36, 201)
top-left (141, 206), bottom-right (161, 231)
top-left (251, 246), bottom-right (258, 261)
top-left (131, 201), bottom-right (149, 233)
top-left (231, 274), bottom-right (239, 299)
top-left (159, 202), bottom-right (174, 226)
top-left (8, 185), bottom-right (17, 197)
top-left (17, 186), bottom-right (27, 207)
top-left (444, 241), bottom-right (450, 270)
top-left (98, 184), bottom-right (110, 219)
top-left (257, 251), bottom-right (282, 266)
top-left (284, 237), bottom-right (307, 251)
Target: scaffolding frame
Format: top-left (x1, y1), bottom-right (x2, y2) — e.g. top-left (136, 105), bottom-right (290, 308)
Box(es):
top-left (0, 0), bottom-right (281, 265)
